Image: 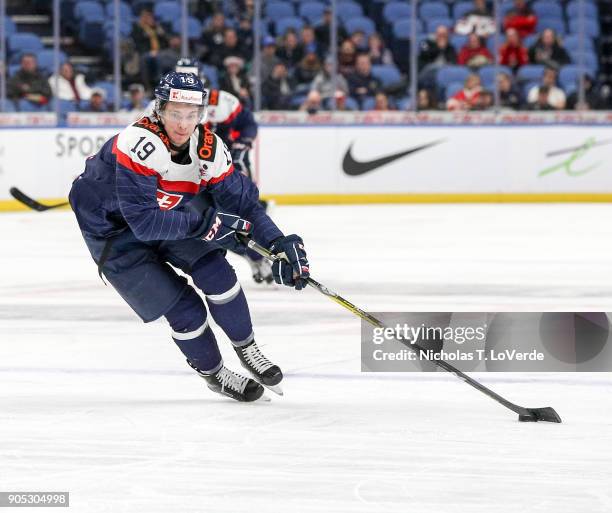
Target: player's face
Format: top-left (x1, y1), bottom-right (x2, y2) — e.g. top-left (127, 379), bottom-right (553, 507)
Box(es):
top-left (161, 102), bottom-right (201, 147)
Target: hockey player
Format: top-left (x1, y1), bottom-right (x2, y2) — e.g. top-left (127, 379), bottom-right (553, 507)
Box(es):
top-left (170, 58), bottom-right (273, 284)
top-left (69, 72), bottom-right (310, 402)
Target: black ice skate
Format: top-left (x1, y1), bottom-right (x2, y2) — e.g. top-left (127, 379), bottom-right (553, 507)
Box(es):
top-left (234, 340), bottom-right (283, 395)
top-left (188, 361), bottom-right (267, 402)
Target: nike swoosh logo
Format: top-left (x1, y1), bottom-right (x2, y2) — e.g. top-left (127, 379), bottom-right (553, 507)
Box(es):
top-left (342, 140), bottom-right (444, 176)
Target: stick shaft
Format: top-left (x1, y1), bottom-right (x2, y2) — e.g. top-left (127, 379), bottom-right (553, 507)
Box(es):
top-left (241, 235), bottom-right (530, 416)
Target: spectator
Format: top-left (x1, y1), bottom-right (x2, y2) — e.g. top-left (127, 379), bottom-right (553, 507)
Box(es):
top-left (294, 52), bottom-right (322, 88)
top-left (236, 16), bottom-right (254, 56)
top-left (474, 89), bottom-right (494, 110)
top-left (418, 25), bottom-right (457, 87)
top-left (527, 85), bottom-right (555, 110)
top-left (300, 26), bottom-right (320, 58)
top-left (131, 9), bottom-right (167, 89)
top-left (528, 29), bottom-right (570, 69)
top-left (158, 34), bottom-right (182, 74)
top-left (347, 53), bottom-right (382, 107)
top-left (566, 75), bottom-right (610, 110)
top-left (122, 83), bottom-right (148, 112)
top-left (499, 28), bottom-right (529, 70)
top-left (503, 0), bottom-right (537, 38)
top-left (455, 0), bottom-right (496, 37)
top-left (260, 36), bottom-right (281, 80)
top-left (446, 73), bottom-right (482, 110)
top-left (367, 33), bottom-right (394, 66)
top-left (496, 72), bottom-right (521, 109)
top-left (48, 62), bottom-right (92, 104)
top-left (299, 89), bottom-right (322, 114)
top-left (374, 92), bottom-right (393, 111)
top-left (331, 89), bottom-right (355, 111)
top-left (7, 53), bottom-right (52, 109)
top-left (315, 8), bottom-right (347, 54)
top-left (212, 27), bottom-right (248, 68)
top-left (310, 55), bottom-right (349, 100)
top-left (417, 88), bottom-right (438, 110)
top-left (457, 33), bottom-right (494, 68)
top-left (262, 62), bottom-right (295, 110)
top-left (526, 66), bottom-right (566, 109)
top-left (349, 30), bottom-right (367, 52)
top-left (338, 39), bottom-right (358, 76)
top-left (276, 29), bottom-right (304, 69)
top-left (219, 56), bottom-right (251, 104)
top-left (200, 12), bottom-right (227, 63)
top-left (83, 88), bottom-right (109, 112)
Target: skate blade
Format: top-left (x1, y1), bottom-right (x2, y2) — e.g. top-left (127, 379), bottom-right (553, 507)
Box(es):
top-left (259, 393), bottom-right (272, 402)
top-left (263, 383), bottom-right (283, 396)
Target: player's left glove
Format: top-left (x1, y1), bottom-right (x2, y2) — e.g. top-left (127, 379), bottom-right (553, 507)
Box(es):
top-left (269, 234), bottom-right (310, 290)
top-left (230, 138), bottom-right (253, 178)
top-left (201, 209), bottom-right (252, 253)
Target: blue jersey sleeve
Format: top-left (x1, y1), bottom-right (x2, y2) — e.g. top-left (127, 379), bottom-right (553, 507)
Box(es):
top-left (207, 168), bottom-right (283, 248)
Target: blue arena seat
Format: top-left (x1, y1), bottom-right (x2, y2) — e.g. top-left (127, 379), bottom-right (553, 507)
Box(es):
top-left (419, 2), bottom-right (450, 19)
top-left (562, 35), bottom-right (595, 53)
top-left (436, 65), bottom-right (470, 88)
top-left (74, 1), bottom-right (105, 21)
top-left (383, 2), bottom-right (412, 24)
top-left (275, 16), bottom-right (304, 35)
top-left (36, 49), bottom-right (68, 74)
top-left (392, 19), bottom-right (423, 40)
top-left (425, 17), bottom-right (453, 34)
top-left (536, 17), bottom-right (566, 36)
top-left (516, 64), bottom-right (545, 83)
top-left (532, 1), bottom-right (563, 19)
top-left (566, 1), bottom-right (598, 19)
top-left (568, 18), bottom-right (600, 38)
top-left (171, 17), bottom-right (202, 39)
top-left (299, 2), bottom-right (326, 24)
top-left (7, 33), bottom-right (44, 56)
top-left (478, 65), bottom-right (513, 88)
top-left (265, 1), bottom-right (295, 19)
top-left (371, 64), bottom-right (402, 87)
top-left (336, 2), bottom-right (363, 23)
top-left (153, 1), bottom-right (180, 23)
top-left (453, 1), bottom-right (474, 20)
top-left (344, 17), bottom-right (376, 37)
top-left (445, 81), bottom-right (464, 100)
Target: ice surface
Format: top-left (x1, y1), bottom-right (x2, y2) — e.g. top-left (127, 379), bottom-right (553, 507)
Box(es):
top-left (1, 204), bottom-right (611, 512)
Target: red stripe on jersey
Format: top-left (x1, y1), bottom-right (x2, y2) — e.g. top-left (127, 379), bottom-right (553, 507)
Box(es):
top-left (112, 137), bottom-right (158, 177)
top-left (224, 102), bottom-right (242, 124)
top-left (202, 164), bottom-right (235, 185)
top-left (157, 178), bottom-right (200, 194)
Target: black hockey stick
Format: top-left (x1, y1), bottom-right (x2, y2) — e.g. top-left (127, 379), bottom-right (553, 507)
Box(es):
top-left (239, 234), bottom-right (562, 424)
top-left (9, 187), bottom-right (70, 212)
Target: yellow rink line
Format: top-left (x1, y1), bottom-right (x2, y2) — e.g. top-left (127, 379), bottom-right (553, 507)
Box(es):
top-left (2, 193), bottom-right (612, 212)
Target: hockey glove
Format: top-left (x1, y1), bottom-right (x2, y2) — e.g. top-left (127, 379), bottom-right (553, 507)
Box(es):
top-left (269, 235), bottom-right (310, 290)
top-left (202, 209), bottom-right (252, 253)
top-left (230, 138), bottom-right (253, 179)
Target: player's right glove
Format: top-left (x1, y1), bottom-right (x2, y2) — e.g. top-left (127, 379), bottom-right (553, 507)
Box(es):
top-left (201, 209), bottom-right (252, 253)
top-left (269, 235), bottom-right (310, 290)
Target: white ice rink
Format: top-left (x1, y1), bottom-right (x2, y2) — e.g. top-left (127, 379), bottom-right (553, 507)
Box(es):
top-left (1, 204), bottom-right (611, 512)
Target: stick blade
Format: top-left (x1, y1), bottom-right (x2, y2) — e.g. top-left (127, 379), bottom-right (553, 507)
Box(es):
top-left (519, 407), bottom-right (562, 423)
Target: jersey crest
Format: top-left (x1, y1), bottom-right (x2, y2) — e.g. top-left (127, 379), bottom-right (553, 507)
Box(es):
top-left (156, 190), bottom-right (183, 210)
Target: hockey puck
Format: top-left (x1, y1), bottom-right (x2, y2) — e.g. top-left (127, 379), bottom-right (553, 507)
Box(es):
top-left (518, 414), bottom-right (537, 422)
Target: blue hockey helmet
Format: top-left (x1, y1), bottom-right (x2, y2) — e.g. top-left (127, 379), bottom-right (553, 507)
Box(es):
top-left (175, 57), bottom-right (200, 76)
top-left (175, 57), bottom-right (211, 88)
top-left (154, 71), bottom-right (208, 122)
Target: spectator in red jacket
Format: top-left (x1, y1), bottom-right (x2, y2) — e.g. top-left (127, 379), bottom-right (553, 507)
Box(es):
top-left (499, 28), bottom-right (529, 70)
top-left (457, 33), bottom-right (494, 68)
top-left (503, 0), bottom-right (537, 38)
top-left (446, 73), bottom-right (482, 110)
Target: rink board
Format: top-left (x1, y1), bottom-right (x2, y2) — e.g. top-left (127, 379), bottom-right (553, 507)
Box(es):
top-left (0, 125), bottom-right (611, 209)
